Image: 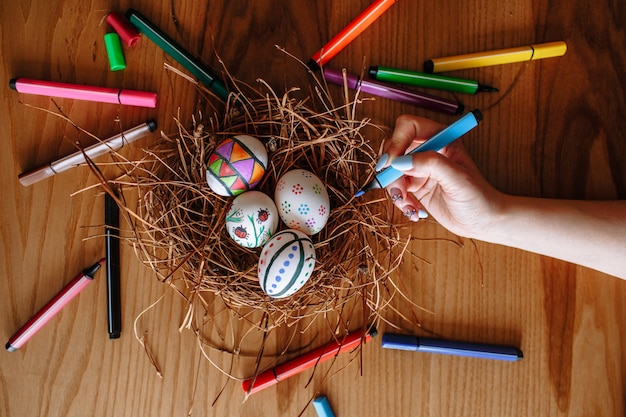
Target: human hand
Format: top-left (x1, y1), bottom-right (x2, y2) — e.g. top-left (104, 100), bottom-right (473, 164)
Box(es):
top-left (378, 115), bottom-right (504, 239)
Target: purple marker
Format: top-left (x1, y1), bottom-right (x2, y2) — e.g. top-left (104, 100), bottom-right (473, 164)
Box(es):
top-left (323, 68), bottom-right (463, 115)
top-left (382, 333), bottom-right (523, 361)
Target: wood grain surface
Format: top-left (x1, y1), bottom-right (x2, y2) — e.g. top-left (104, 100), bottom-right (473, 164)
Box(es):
top-left (1, 1), bottom-right (625, 416)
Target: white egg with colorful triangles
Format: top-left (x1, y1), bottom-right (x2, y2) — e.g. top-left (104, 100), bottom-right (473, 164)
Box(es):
top-left (206, 135), bottom-right (268, 196)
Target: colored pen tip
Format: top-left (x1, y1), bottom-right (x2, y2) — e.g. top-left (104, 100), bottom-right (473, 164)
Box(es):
top-left (99, 257), bottom-right (107, 265)
top-left (477, 84), bottom-right (499, 93)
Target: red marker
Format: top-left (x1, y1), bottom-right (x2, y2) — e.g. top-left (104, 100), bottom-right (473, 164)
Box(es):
top-left (242, 326), bottom-right (377, 395)
top-left (6, 259), bottom-right (105, 352)
top-left (308, 0), bottom-right (396, 70)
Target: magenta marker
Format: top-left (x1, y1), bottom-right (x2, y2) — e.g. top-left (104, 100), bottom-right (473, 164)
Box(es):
top-left (9, 77), bottom-right (157, 108)
top-left (6, 259), bottom-right (105, 352)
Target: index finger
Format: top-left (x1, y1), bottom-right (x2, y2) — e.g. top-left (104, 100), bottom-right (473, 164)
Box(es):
top-left (384, 115), bottom-right (445, 157)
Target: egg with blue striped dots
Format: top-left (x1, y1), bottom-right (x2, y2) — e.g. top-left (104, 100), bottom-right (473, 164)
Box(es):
top-left (258, 229), bottom-right (316, 298)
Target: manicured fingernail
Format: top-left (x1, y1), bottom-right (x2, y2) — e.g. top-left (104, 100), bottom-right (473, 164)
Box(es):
top-left (375, 153), bottom-right (389, 171)
top-left (389, 188), bottom-right (403, 204)
top-left (403, 205), bottom-right (418, 221)
top-left (390, 155), bottom-right (414, 171)
top-left (418, 208), bottom-right (428, 219)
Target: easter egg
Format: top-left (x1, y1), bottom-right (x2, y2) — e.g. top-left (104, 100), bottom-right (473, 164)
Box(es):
top-left (206, 135), bottom-right (268, 196)
top-left (258, 229), bottom-right (316, 299)
top-left (274, 169), bottom-right (330, 235)
top-left (225, 191), bottom-right (279, 248)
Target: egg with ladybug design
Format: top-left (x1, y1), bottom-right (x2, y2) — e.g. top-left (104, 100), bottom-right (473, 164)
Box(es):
top-left (258, 229), bottom-right (316, 298)
top-left (274, 169), bottom-right (330, 235)
top-left (206, 135), bottom-right (268, 196)
top-left (225, 191), bottom-right (279, 248)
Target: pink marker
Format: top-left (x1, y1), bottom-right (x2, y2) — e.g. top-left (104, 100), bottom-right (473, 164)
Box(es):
top-left (9, 77), bottom-right (157, 108)
top-left (6, 259), bottom-right (105, 352)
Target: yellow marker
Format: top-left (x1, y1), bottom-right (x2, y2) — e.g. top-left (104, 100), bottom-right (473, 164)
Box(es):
top-left (424, 41), bottom-right (567, 73)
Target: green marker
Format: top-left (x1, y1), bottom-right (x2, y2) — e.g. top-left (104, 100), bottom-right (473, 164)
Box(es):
top-left (125, 8), bottom-right (229, 102)
top-left (369, 66), bottom-right (498, 95)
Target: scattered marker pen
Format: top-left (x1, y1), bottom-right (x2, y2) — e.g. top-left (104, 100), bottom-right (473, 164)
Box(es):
top-left (424, 41), bottom-right (567, 73)
top-left (308, 0), bottom-right (397, 70)
top-left (382, 333), bottom-right (523, 361)
top-left (125, 8), bottom-right (230, 102)
top-left (369, 66), bottom-right (498, 94)
top-left (242, 326), bottom-right (377, 395)
top-left (18, 119), bottom-right (157, 187)
top-left (6, 259), bottom-right (105, 352)
top-left (9, 78), bottom-right (157, 107)
top-left (105, 192), bottom-right (122, 339)
top-left (323, 67), bottom-right (463, 115)
top-left (355, 109), bottom-right (482, 197)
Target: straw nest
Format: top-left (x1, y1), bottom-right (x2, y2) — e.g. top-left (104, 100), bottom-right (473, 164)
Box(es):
top-left (106, 63), bottom-right (414, 359)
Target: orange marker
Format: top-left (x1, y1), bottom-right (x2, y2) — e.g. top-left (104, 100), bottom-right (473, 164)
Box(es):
top-left (308, 0), bottom-right (397, 70)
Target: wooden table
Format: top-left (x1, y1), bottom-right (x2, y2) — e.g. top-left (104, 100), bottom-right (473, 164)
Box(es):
top-left (1, 1), bottom-right (625, 416)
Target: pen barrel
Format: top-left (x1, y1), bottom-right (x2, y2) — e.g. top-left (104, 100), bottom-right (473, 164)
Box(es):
top-left (126, 9), bottom-right (230, 102)
top-left (310, 0), bottom-right (396, 68)
top-left (105, 193), bottom-right (122, 339)
top-left (425, 41), bottom-right (567, 73)
top-left (12, 78), bottom-right (122, 104)
top-left (323, 68), bottom-right (461, 115)
top-left (417, 337), bottom-right (523, 361)
top-left (274, 332), bottom-right (370, 380)
top-left (242, 327), bottom-right (375, 394)
top-left (18, 120), bottom-right (156, 187)
top-left (6, 272), bottom-right (95, 350)
top-left (10, 78), bottom-right (156, 107)
top-left (371, 67), bottom-right (478, 94)
top-left (372, 110), bottom-right (481, 189)
top-left (51, 121), bottom-right (156, 175)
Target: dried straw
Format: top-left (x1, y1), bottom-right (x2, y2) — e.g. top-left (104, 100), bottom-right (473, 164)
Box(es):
top-left (99, 63), bottom-right (417, 391)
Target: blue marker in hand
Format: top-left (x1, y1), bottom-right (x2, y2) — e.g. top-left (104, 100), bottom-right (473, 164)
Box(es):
top-left (355, 109), bottom-right (483, 197)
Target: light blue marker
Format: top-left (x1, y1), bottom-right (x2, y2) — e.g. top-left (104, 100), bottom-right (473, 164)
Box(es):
top-left (355, 109), bottom-right (483, 197)
top-left (313, 395), bottom-right (336, 417)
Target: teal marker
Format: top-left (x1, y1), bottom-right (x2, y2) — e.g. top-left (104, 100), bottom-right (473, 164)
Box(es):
top-left (355, 110), bottom-right (483, 197)
top-left (369, 66), bottom-right (498, 95)
top-left (125, 9), bottom-right (229, 102)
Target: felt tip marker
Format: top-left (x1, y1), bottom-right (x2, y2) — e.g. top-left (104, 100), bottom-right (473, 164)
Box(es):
top-left (369, 66), bottom-right (498, 94)
top-left (242, 326), bottom-right (377, 395)
top-left (18, 120), bottom-right (157, 187)
top-left (382, 333), bottom-right (523, 361)
top-left (9, 78), bottom-right (157, 107)
top-left (105, 192), bottom-right (122, 339)
top-left (125, 8), bottom-right (230, 102)
top-left (313, 396), bottom-right (336, 417)
top-left (424, 41), bottom-right (567, 73)
top-left (6, 259), bottom-right (105, 352)
top-left (355, 110), bottom-right (482, 197)
top-left (308, 0), bottom-right (397, 70)
top-left (323, 67), bottom-right (463, 115)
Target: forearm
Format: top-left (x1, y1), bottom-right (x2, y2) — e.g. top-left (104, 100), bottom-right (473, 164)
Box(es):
top-left (478, 197), bottom-right (626, 279)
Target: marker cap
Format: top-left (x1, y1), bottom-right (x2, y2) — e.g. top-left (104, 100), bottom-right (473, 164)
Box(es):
top-left (18, 165), bottom-right (57, 187)
top-left (104, 33), bottom-right (126, 71)
top-left (105, 12), bottom-right (141, 47)
top-left (531, 41), bottom-right (567, 60)
top-left (118, 90), bottom-right (157, 107)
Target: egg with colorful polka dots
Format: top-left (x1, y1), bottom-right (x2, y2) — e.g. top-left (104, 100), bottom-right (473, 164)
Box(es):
top-left (274, 169), bottom-right (330, 235)
top-left (258, 229), bottom-right (316, 298)
top-left (206, 135), bottom-right (268, 196)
